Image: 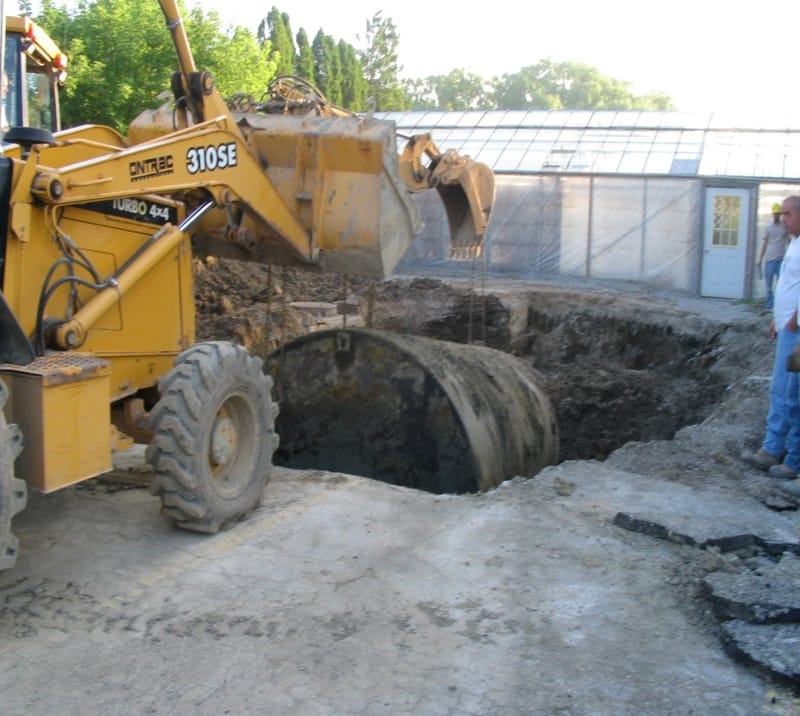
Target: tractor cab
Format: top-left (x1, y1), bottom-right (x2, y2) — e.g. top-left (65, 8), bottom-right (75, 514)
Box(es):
top-left (2, 15), bottom-right (67, 135)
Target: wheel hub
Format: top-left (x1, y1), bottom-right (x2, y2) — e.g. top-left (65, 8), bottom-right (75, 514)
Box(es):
top-left (210, 416), bottom-right (237, 468)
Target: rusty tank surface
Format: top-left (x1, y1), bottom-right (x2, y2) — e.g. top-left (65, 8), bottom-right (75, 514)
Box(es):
top-left (264, 329), bottom-right (559, 493)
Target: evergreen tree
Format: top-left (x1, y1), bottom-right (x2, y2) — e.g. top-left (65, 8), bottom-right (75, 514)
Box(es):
top-left (338, 40), bottom-right (366, 110)
top-left (295, 28), bottom-right (315, 83)
top-left (312, 30), bottom-right (342, 104)
top-left (358, 11), bottom-right (408, 111)
top-left (263, 7), bottom-right (295, 78)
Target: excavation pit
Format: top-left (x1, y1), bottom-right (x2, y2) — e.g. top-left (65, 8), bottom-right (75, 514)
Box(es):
top-left (243, 273), bottom-right (729, 494)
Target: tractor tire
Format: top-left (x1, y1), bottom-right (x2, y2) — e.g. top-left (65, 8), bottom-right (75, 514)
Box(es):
top-left (0, 379), bottom-right (26, 571)
top-left (146, 341), bottom-right (279, 533)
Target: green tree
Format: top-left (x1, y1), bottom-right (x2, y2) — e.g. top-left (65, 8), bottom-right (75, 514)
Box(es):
top-left (358, 11), bottom-right (408, 111)
top-left (36, 0), bottom-right (276, 132)
top-left (312, 30), bottom-right (342, 105)
top-left (260, 7), bottom-right (295, 78)
top-left (491, 60), bottom-right (674, 110)
top-left (338, 40), bottom-right (366, 110)
top-left (187, 9), bottom-right (276, 100)
top-left (38, 0), bottom-right (176, 130)
top-left (405, 69), bottom-right (490, 110)
top-left (294, 28), bottom-right (315, 82)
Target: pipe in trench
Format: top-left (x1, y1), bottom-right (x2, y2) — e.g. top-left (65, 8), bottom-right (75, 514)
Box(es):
top-left (263, 328), bottom-right (559, 493)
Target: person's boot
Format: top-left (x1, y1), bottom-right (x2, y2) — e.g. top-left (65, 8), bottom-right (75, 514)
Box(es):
top-left (740, 449), bottom-right (780, 471)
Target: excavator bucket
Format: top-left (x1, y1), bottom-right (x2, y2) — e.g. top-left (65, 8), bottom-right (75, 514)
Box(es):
top-left (399, 134), bottom-right (495, 260)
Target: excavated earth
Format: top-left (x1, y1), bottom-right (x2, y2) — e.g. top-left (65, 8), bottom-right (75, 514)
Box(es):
top-left (2, 256), bottom-right (800, 715)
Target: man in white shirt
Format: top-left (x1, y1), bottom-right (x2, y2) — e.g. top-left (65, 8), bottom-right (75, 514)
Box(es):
top-left (741, 195), bottom-right (800, 478)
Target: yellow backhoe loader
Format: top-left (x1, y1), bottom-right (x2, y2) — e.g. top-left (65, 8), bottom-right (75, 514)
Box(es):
top-left (0, 0), bottom-right (501, 570)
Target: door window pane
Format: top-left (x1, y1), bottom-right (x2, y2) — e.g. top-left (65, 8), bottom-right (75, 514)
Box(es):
top-left (712, 195), bottom-right (741, 247)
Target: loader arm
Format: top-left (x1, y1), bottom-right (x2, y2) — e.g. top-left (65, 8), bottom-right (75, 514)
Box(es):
top-left (27, 120), bottom-right (315, 264)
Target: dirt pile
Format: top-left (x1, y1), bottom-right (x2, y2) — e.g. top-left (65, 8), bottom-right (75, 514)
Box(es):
top-left (193, 257), bottom-right (373, 355)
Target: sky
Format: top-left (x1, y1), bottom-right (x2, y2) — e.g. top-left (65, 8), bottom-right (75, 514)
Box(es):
top-left (7, 0), bottom-right (794, 114)
top-left (192, 0), bottom-right (792, 114)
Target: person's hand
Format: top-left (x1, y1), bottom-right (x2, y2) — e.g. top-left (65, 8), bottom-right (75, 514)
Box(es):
top-left (790, 312), bottom-right (799, 332)
top-left (768, 321), bottom-right (777, 339)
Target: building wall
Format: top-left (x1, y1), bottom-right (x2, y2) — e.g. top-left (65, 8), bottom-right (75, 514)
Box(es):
top-left (397, 174), bottom-right (703, 295)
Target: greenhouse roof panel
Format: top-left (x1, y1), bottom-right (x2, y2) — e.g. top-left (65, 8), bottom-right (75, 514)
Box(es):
top-left (376, 110), bottom-right (800, 179)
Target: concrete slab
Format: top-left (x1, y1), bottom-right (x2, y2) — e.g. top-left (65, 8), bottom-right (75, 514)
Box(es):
top-left (705, 571), bottom-right (800, 623)
top-left (1, 466), bottom-right (797, 715)
top-left (540, 460), bottom-right (800, 552)
top-left (721, 621), bottom-right (800, 686)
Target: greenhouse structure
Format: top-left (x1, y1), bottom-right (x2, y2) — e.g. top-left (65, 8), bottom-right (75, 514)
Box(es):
top-left (382, 109), bottom-right (800, 300)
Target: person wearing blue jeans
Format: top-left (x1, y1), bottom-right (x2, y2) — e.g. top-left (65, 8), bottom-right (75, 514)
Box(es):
top-left (760, 325), bottom-right (800, 471)
top-left (763, 258), bottom-right (783, 309)
top-left (742, 196), bottom-right (800, 478)
top-left (757, 203), bottom-right (789, 310)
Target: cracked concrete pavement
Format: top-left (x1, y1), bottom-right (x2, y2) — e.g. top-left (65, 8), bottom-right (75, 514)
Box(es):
top-left (1, 458), bottom-right (799, 715)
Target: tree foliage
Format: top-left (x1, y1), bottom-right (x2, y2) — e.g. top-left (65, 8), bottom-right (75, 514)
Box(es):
top-left (490, 60), bottom-right (672, 111)
top-left (37, 0), bottom-right (275, 132)
top-left (260, 7), bottom-right (295, 78)
top-left (37, 0), bottom-right (174, 130)
top-left (294, 28), bottom-right (315, 83)
top-left (405, 70), bottom-right (492, 110)
top-left (358, 11), bottom-right (408, 111)
top-left (339, 40), bottom-right (367, 110)
top-left (312, 30), bottom-right (343, 105)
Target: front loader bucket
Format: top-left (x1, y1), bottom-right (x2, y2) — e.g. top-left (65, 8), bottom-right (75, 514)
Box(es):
top-left (263, 329), bottom-right (559, 493)
top-left (233, 114), bottom-right (424, 277)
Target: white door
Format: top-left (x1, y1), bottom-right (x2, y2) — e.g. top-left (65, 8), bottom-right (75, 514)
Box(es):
top-left (700, 187), bottom-right (749, 298)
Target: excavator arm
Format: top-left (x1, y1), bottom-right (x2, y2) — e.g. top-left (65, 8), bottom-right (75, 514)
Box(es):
top-left (29, 120), bottom-right (314, 264)
top-left (156, 0), bottom-right (234, 131)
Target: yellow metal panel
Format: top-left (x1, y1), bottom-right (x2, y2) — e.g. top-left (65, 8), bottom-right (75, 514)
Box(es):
top-left (1, 354), bottom-right (112, 492)
top-left (3, 202), bottom-right (192, 401)
top-left (104, 354), bottom-right (177, 401)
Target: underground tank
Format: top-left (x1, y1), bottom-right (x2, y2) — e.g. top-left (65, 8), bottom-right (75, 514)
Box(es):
top-left (263, 328), bottom-right (559, 493)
